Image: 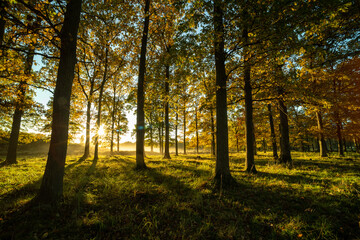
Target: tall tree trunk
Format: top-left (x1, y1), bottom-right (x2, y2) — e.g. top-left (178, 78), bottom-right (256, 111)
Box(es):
top-left (5, 48), bottom-right (34, 164)
top-left (136, 0), bottom-right (150, 168)
top-left (278, 97), bottom-right (292, 167)
top-left (195, 106), bottom-right (199, 154)
top-left (243, 26), bottom-right (256, 173)
top-left (83, 98), bottom-right (91, 158)
top-left (37, 0), bottom-right (82, 204)
top-left (110, 90), bottom-right (116, 154)
top-left (160, 117), bottom-right (164, 154)
top-left (210, 107), bottom-right (215, 156)
top-left (267, 104), bottom-right (278, 160)
top-left (213, 0), bottom-right (233, 184)
top-left (175, 111), bottom-right (178, 156)
top-left (94, 46), bottom-right (108, 161)
top-left (150, 112), bottom-right (153, 153)
top-left (117, 128), bottom-right (120, 152)
top-left (158, 125), bottom-right (161, 153)
top-left (316, 111), bottom-right (327, 157)
top-left (183, 107), bottom-right (186, 154)
top-left (164, 64), bottom-right (171, 159)
top-left (336, 121), bottom-right (344, 156)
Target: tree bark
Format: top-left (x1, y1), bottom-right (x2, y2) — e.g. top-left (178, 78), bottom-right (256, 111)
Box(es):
top-left (5, 48), bottom-right (34, 164)
top-left (267, 104), bottom-right (278, 160)
top-left (150, 112), bottom-right (154, 153)
top-left (210, 107), bottom-right (215, 156)
top-left (117, 128), bottom-right (120, 152)
top-left (94, 46), bottom-right (108, 161)
top-left (83, 98), bottom-right (91, 158)
top-left (213, 0), bottom-right (233, 184)
top-left (163, 64), bottom-right (171, 159)
top-left (175, 111), bottom-right (178, 156)
top-left (37, 0), bottom-right (82, 204)
top-left (158, 125), bottom-right (161, 153)
top-left (316, 111), bottom-right (327, 157)
top-left (110, 88), bottom-right (116, 154)
top-left (243, 26), bottom-right (257, 173)
top-left (278, 97), bottom-right (292, 167)
top-left (195, 106), bottom-right (199, 154)
top-left (336, 121), bottom-right (344, 156)
top-left (136, 0), bottom-right (150, 169)
top-left (183, 107), bottom-right (186, 154)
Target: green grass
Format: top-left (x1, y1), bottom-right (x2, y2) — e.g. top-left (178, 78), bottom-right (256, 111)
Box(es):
top-left (0, 152), bottom-right (359, 239)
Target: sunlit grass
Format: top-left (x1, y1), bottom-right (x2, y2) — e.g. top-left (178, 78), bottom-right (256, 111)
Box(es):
top-left (0, 151), bottom-right (359, 239)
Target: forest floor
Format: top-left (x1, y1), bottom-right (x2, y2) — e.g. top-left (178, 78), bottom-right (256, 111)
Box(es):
top-left (0, 151), bottom-right (359, 239)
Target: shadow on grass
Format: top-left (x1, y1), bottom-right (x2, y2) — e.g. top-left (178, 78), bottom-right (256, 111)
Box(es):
top-left (1, 155), bottom-right (359, 239)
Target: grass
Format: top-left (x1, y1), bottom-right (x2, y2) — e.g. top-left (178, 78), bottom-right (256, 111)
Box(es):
top-left (0, 151), bottom-right (359, 239)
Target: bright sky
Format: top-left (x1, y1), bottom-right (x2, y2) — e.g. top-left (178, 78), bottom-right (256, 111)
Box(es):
top-left (33, 87), bottom-right (136, 143)
top-left (32, 55), bottom-right (136, 143)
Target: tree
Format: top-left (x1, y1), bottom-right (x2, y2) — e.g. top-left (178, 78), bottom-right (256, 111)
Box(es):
top-left (37, 0), bottom-right (82, 204)
top-left (213, 0), bottom-right (233, 185)
top-left (136, 0), bottom-right (150, 169)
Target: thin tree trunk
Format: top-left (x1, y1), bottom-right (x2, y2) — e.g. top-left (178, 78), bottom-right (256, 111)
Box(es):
top-left (164, 64), bottom-right (171, 159)
top-left (195, 106), bottom-right (199, 154)
top-left (158, 125), bottom-right (161, 153)
top-left (243, 26), bottom-right (256, 173)
top-left (183, 107), bottom-right (186, 154)
top-left (83, 98), bottom-right (91, 158)
top-left (94, 46), bottom-right (108, 161)
top-left (37, 0), bottom-right (82, 204)
top-left (210, 107), bottom-right (215, 156)
top-left (336, 121), bottom-right (344, 156)
top-left (135, 0), bottom-right (150, 168)
top-left (267, 104), bottom-right (278, 160)
top-left (117, 128), bottom-right (120, 152)
top-left (150, 112), bottom-right (153, 153)
top-left (316, 111), bottom-right (327, 157)
top-left (175, 111), bottom-right (178, 156)
top-left (213, 0), bottom-right (233, 184)
top-left (278, 97), bottom-right (292, 167)
top-left (5, 48), bottom-right (34, 164)
top-left (110, 89), bottom-right (116, 154)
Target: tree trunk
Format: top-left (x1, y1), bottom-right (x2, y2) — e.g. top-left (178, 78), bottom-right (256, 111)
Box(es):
top-left (243, 26), bottom-right (256, 173)
top-left (267, 104), bottom-right (278, 160)
top-left (278, 97), bottom-right (292, 167)
top-left (160, 118), bottom-right (164, 154)
top-left (158, 125), bottom-right (161, 153)
top-left (117, 128), bottom-right (120, 152)
top-left (94, 46), bottom-right (108, 161)
top-left (164, 64), bottom-right (171, 159)
top-left (195, 106), bottom-right (199, 154)
top-left (210, 107), bottom-right (215, 156)
top-left (213, 0), bottom-right (233, 184)
top-left (83, 98), bottom-right (91, 158)
top-left (336, 121), bottom-right (344, 156)
top-left (110, 90), bottom-right (116, 154)
top-left (316, 111), bottom-right (327, 157)
top-left (37, 0), bottom-right (82, 204)
top-left (135, 0), bottom-right (150, 169)
top-left (5, 48), bottom-right (34, 164)
top-left (150, 112), bottom-right (153, 153)
top-left (183, 107), bottom-right (186, 154)
top-left (175, 111), bottom-right (178, 156)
